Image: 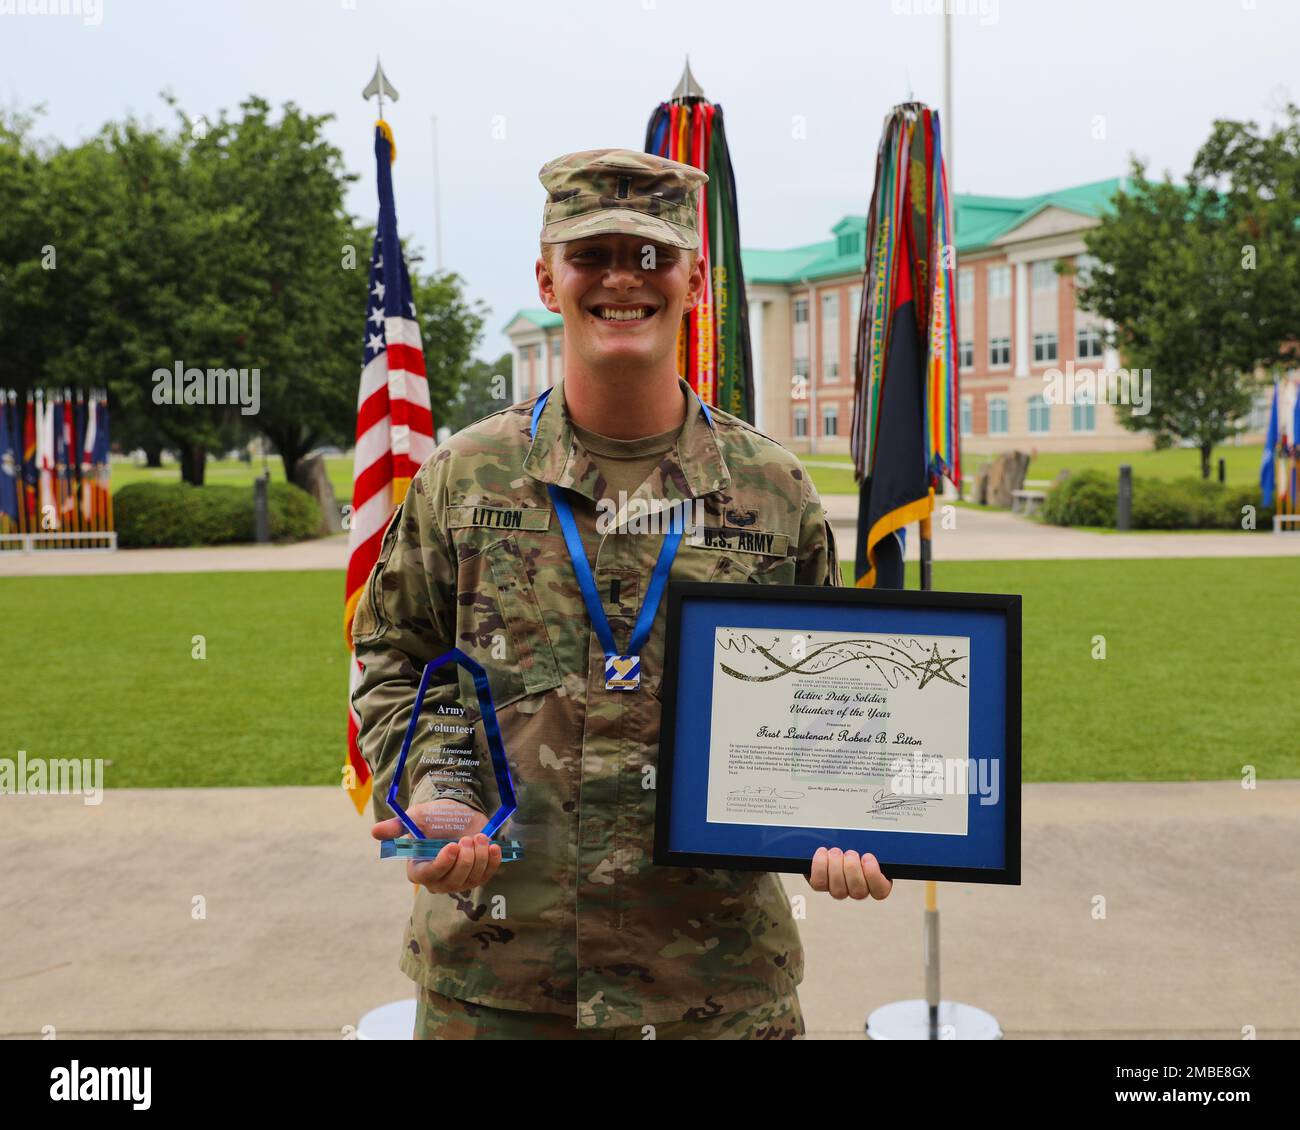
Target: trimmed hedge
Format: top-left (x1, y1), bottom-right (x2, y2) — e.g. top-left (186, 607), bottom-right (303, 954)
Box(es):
top-left (114, 481), bottom-right (323, 548)
top-left (1042, 470), bottom-right (1273, 531)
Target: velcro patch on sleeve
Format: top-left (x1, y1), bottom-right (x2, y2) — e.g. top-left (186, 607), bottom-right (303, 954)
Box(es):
top-left (446, 505), bottom-right (552, 532)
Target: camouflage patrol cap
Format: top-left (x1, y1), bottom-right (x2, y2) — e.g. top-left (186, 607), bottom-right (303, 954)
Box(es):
top-left (538, 148), bottom-right (709, 251)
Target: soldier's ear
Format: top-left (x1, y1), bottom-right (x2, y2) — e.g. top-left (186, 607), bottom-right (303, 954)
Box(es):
top-left (682, 251), bottom-right (705, 314)
top-left (537, 253), bottom-right (562, 314)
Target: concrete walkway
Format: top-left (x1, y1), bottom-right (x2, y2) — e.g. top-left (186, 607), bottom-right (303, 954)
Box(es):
top-left (3, 503), bottom-right (1297, 577)
top-left (1, 782), bottom-right (1296, 1039)
top-left (818, 495), bottom-right (1300, 562)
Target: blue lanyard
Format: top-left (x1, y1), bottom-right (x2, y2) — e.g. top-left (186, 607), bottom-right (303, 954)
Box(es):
top-left (529, 386), bottom-right (713, 690)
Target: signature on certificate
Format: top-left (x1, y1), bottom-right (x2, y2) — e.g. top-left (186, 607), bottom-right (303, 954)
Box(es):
top-left (868, 788), bottom-right (941, 814)
top-left (728, 785), bottom-right (806, 800)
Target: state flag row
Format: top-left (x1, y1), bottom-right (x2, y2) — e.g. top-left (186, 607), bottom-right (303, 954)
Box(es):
top-left (0, 388), bottom-right (114, 548)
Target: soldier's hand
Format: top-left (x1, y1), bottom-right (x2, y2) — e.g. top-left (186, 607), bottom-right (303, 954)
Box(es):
top-left (371, 799), bottom-right (504, 895)
top-left (806, 846), bottom-right (892, 901)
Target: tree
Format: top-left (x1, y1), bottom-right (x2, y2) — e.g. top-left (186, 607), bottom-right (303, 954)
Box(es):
top-left (443, 351), bottom-right (514, 434)
top-left (1075, 106), bottom-right (1300, 478)
top-left (409, 268), bottom-right (488, 431)
top-left (0, 98), bottom-right (489, 486)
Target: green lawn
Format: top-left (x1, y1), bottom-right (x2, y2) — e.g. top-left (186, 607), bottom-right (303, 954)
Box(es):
top-left (111, 456), bottom-right (355, 501)
top-left (3, 559), bottom-right (1295, 788)
top-left (966, 445), bottom-right (1264, 486)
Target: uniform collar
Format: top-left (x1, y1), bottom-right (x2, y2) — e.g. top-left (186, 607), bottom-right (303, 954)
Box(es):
top-left (523, 376), bottom-right (729, 503)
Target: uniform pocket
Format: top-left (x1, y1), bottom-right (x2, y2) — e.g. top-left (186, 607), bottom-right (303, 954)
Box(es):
top-left (484, 536), bottom-right (562, 697)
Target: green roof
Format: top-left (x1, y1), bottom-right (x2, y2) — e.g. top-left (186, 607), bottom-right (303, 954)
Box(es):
top-left (744, 176), bottom-right (1126, 284)
top-left (506, 176), bottom-right (1126, 328)
top-left (503, 309), bottom-right (563, 333)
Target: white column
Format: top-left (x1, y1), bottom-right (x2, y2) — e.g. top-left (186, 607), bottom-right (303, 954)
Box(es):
top-left (748, 298), bottom-right (766, 433)
top-left (1014, 261), bottom-right (1029, 378)
top-left (512, 347), bottom-right (525, 403)
top-left (808, 283), bottom-right (818, 455)
top-left (544, 333), bottom-right (553, 390)
top-left (1103, 319), bottom-right (1120, 371)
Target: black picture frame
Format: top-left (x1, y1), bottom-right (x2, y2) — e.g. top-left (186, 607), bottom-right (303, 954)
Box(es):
top-left (654, 582), bottom-right (1021, 885)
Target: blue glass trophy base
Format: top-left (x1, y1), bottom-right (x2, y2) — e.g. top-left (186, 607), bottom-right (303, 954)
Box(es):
top-left (380, 838), bottom-right (524, 862)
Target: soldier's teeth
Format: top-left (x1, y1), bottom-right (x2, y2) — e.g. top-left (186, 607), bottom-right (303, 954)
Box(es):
top-left (596, 307), bottom-right (650, 321)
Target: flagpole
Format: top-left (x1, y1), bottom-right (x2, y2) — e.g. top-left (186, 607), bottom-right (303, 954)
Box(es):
top-left (432, 113), bottom-right (443, 273)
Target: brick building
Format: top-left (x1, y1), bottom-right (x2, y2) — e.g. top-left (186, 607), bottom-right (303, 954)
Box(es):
top-left (505, 177), bottom-right (1274, 454)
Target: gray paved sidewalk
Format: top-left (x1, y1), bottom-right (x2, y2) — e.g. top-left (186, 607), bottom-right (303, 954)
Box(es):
top-left (3, 504), bottom-right (1298, 577)
top-left (819, 495), bottom-right (1300, 562)
top-left (1, 782), bottom-right (1296, 1039)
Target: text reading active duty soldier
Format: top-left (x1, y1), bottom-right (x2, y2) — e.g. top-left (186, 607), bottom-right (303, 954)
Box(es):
top-left (351, 148), bottom-right (893, 1038)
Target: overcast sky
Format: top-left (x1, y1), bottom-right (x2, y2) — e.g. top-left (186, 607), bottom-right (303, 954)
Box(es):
top-left (5, 0), bottom-right (1297, 361)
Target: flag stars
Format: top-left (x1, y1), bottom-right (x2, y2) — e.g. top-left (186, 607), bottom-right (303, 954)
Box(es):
top-left (371, 281), bottom-right (386, 302)
top-left (368, 306), bottom-right (383, 327)
top-left (366, 332), bottom-right (384, 354)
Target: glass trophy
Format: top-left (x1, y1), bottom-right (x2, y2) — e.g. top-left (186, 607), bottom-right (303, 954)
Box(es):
top-left (380, 647), bottom-right (524, 862)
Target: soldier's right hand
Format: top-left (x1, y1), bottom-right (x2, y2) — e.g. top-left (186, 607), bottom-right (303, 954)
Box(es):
top-left (371, 798), bottom-right (504, 894)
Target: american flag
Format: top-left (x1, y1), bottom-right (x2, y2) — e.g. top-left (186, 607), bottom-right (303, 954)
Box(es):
top-left (343, 122), bottom-right (436, 815)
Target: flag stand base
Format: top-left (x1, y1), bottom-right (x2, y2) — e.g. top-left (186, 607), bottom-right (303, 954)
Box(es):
top-left (357, 998), bottom-right (417, 1039)
top-left (865, 999), bottom-right (1002, 1040)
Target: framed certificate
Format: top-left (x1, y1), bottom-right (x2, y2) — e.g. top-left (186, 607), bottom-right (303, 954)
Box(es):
top-left (654, 583), bottom-right (1021, 885)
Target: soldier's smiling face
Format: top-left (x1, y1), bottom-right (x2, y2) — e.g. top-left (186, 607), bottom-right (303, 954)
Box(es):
top-left (537, 232), bottom-right (705, 372)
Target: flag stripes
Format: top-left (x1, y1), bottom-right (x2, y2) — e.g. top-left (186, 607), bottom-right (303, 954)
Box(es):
top-left (343, 121), bottom-right (436, 816)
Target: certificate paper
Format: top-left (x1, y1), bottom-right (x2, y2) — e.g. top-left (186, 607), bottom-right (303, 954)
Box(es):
top-left (706, 627), bottom-right (971, 836)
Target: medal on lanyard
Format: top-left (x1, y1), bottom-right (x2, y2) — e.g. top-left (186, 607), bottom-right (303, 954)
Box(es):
top-left (530, 388), bottom-right (714, 691)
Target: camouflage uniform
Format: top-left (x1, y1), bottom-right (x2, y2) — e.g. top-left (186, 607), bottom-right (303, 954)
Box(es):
top-left (350, 148), bottom-right (841, 1034)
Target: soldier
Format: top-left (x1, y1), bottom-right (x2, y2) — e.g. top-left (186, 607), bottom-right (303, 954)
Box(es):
top-left (352, 148), bottom-right (893, 1041)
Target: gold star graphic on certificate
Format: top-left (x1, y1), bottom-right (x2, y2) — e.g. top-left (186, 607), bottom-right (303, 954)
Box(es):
top-left (914, 642), bottom-right (964, 689)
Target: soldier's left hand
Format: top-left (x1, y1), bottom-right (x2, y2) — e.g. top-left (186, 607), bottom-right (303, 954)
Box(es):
top-left (807, 846), bottom-right (892, 901)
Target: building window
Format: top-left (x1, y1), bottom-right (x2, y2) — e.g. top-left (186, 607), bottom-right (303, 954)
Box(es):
top-left (989, 336), bottom-right (1011, 367)
top-left (987, 265), bottom-right (1011, 300)
top-left (960, 396), bottom-right (973, 437)
top-left (551, 339), bottom-right (562, 357)
top-left (1028, 395), bottom-right (1051, 433)
top-left (1076, 325), bottom-right (1103, 360)
top-left (823, 403), bottom-right (839, 438)
top-left (988, 397), bottom-right (1009, 435)
top-left (1075, 253), bottom-right (1099, 287)
top-left (1033, 333), bottom-right (1058, 363)
top-left (824, 361), bottom-right (840, 381)
top-left (958, 270), bottom-right (974, 304)
top-left (793, 357), bottom-right (810, 378)
top-left (1071, 397), bottom-right (1096, 433)
top-left (959, 340), bottom-right (974, 369)
top-left (849, 286), bottom-right (862, 323)
top-left (836, 230), bottom-right (861, 257)
top-left (1247, 392), bottom-right (1271, 431)
top-left (1032, 260), bottom-right (1058, 291)
top-left (793, 298), bottom-right (809, 324)
top-left (793, 406), bottom-right (808, 438)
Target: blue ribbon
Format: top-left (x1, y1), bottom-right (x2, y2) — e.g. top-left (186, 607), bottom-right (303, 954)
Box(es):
top-left (529, 387), bottom-right (713, 682)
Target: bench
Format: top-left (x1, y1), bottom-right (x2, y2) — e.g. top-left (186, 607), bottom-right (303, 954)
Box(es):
top-left (1011, 489), bottom-right (1047, 516)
